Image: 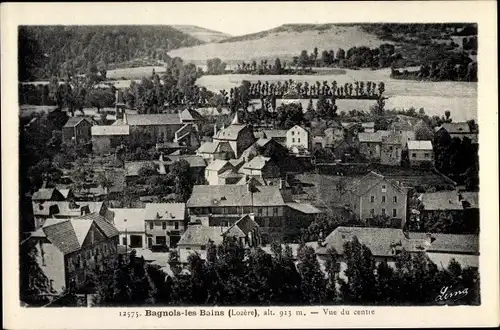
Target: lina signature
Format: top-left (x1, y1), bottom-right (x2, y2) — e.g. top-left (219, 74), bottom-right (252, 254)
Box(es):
top-left (435, 286), bottom-right (469, 303)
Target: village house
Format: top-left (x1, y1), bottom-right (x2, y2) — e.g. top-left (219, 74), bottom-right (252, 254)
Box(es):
top-left (177, 214), bottom-right (260, 263)
top-left (187, 182), bottom-right (321, 243)
top-left (32, 188), bottom-right (67, 202)
top-left (418, 190), bottom-right (479, 234)
top-left (205, 159), bottom-right (237, 185)
top-left (406, 140), bottom-right (434, 167)
top-left (62, 117), bottom-right (94, 145)
top-left (240, 156), bottom-right (281, 179)
top-left (144, 203), bottom-right (187, 248)
top-left (197, 114), bottom-right (255, 160)
top-left (179, 108), bottom-right (205, 130)
top-left (254, 129), bottom-right (288, 146)
top-left (32, 200), bottom-right (112, 229)
top-left (341, 171), bottom-right (410, 227)
top-left (358, 130), bottom-right (414, 165)
top-left (361, 122), bottom-right (375, 133)
top-left (435, 122), bottom-right (478, 144)
top-left (286, 125), bottom-right (311, 154)
top-left (315, 226), bottom-right (429, 264)
top-left (109, 208), bottom-right (146, 249)
top-left (91, 125), bottom-right (130, 155)
top-left (25, 213), bottom-right (119, 294)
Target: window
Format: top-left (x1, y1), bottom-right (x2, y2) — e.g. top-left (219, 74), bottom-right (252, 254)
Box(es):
top-left (174, 221), bottom-right (179, 230)
top-left (393, 196), bottom-right (398, 203)
top-left (122, 237), bottom-right (127, 245)
top-left (382, 196), bottom-right (386, 203)
top-left (273, 207), bottom-right (279, 216)
top-left (389, 146), bottom-right (393, 151)
top-left (370, 196), bottom-right (375, 203)
top-left (162, 222), bottom-right (167, 230)
top-left (392, 209), bottom-right (397, 217)
top-left (382, 208), bottom-right (386, 215)
top-left (185, 247), bottom-right (191, 250)
top-left (412, 153), bottom-right (416, 158)
top-left (292, 131), bottom-right (295, 135)
top-left (258, 208), bottom-right (263, 216)
top-left (424, 153), bottom-right (430, 158)
top-left (298, 138), bottom-right (301, 143)
top-left (369, 150), bottom-right (373, 155)
top-left (292, 138), bottom-right (295, 143)
top-left (370, 209), bottom-right (375, 216)
top-left (381, 185), bottom-right (387, 192)
top-left (149, 222), bottom-right (154, 230)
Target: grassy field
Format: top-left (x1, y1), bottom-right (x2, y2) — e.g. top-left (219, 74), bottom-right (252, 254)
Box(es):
top-left (106, 66), bottom-right (167, 80)
top-left (168, 25), bottom-right (389, 62)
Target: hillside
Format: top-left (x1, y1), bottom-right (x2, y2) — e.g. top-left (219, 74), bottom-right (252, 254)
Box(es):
top-left (167, 24), bottom-right (390, 63)
top-left (19, 25), bottom-right (204, 81)
top-left (171, 25), bottom-right (232, 43)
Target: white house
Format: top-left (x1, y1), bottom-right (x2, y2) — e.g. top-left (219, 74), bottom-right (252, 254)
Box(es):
top-left (110, 208), bottom-right (146, 249)
top-left (286, 125), bottom-right (311, 154)
top-left (406, 140), bottom-right (434, 167)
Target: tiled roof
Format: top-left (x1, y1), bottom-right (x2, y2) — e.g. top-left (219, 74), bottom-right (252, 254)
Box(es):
top-left (91, 125), bottom-right (130, 136)
top-left (286, 202), bottom-right (322, 214)
top-left (244, 156), bottom-right (271, 170)
top-left (260, 130), bottom-right (287, 139)
top-left (187, 184), bottom-right (286, 208)
top-left (32, 188), bottom-right (56, 201)
top-left (109, 208), bottom-right (146, 232)
top-left (178, 225), bottom-right (227, 246)
top-left (255, 138), bottom-right (272, 147)
top-left (144, 203), bottom-right (186, 221)
top-left (126, 114), bottom-right (181, 126)
top-left (319, 226), bottom-right (415, 257)
top-left (358, 132), bottom-right (383, 143)
top-left (346, 171), bottom-right (390, 197)
top-left (63, 116), bottom-right (93, 128)
top-left (442, 122), bottom-right (471, 134)
top-left (167, 155), bottom-right (207, 168)
top-left (180, 108), bottom-right (205, 122)
top-left (408, 233), bottom-right (479, 254)
top-left (407, 140), bottom-right (433, 150)
top-left (219, 169), bottom-right (243, 179)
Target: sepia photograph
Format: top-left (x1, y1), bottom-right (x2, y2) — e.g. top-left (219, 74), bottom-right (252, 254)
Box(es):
top-left (2, 1), bottom-right (499, 329)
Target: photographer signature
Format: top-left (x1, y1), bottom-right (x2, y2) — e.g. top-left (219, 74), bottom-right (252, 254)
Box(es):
top-left (435, 285), bottom-right (469, 303)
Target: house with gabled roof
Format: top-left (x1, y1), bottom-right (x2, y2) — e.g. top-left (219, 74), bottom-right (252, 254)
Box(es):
top-left (240, 156), bottom-right (280, 179)
top-left (62, 116), bottom-right (95, 145)
top-left (341, 171), bottom-right (410, 226)
top-left (32, 200), bottom-right (111, 229)
top-left (91, 125), bottom-right (130, 155)
top-left (144, 203), bottom-right (187, 248)
top-left (32, 188), bottom-right (66, 202)
top-left (24, 213), bottom-right (119, 294)
top-left (406, 140), bottom-right (434, 167)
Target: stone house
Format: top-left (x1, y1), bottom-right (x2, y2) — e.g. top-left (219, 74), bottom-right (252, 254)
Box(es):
top-left (406, 140), bottom-right (434, 167)
top-left (240, 156), bottom-right (281, 179)
top-left (110, 208), bottom-right (146, 249)
top-left (341, 171), bottom-right (410, 226)
top-left (286, 125), bottom-right (311, 154)
top-left (91, 125), bottom-right (130, 155)
top-left (25, 213), bottom-right (119, 294)
top-left (144, 203), bottom-right (187, 248)
top-left (62, 117), bottom-right (94, 145)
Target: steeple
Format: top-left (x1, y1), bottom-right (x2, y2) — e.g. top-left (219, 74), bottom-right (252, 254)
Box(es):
top-left (231, 112), bottom-right (240, 125)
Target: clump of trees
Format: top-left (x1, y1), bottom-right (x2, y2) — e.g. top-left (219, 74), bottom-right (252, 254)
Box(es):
top-left (206, 58), bottom-right (227, 75)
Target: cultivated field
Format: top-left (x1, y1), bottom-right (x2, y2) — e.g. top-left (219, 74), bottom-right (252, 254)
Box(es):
top-left (168, 25), bottom-right (390, 62)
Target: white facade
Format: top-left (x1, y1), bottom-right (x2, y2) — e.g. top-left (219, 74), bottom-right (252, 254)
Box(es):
top-left (286, 125), bottom-right (310, 153)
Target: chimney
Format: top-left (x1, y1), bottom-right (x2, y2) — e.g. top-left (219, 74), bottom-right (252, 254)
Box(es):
top-left (279, 178), bottom-right (285, 190)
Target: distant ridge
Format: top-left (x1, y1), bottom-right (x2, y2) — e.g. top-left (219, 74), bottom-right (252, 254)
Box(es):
top-left (171, 25), bottom-right (232, 43)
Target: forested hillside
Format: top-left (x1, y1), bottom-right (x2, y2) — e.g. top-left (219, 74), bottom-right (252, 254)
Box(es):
top-left (19, 26), bottom-right (204, 81)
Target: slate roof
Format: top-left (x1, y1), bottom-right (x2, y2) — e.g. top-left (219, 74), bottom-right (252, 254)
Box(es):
top-left (32, 201), bottom-right (104, 217)
top-left (427, 253), bottom-right (479, 269)
top-left (319, 226), bottom-right (416, 257)
top-left (441, 122), bottom-right (471, 134)
top-left (206, 159), bottom-right (231, 172)
top-left (222, 214), bottom-right (259, 238)
top-left (260, 130), bottom-right (287, 139)
top-left (358, 132), bottom-right (383, 143)
top-left (407, 140), bottom-right (433, 150)
top-left (420, 191), bottom-right (478, 211)
top-left (346, 171), bottom-right (401, 197)
top-left (187, 184), bottom-right (286, 208)
top-left (215, 124), bottom-right (248, 141)
top-left (126, 114), bottom-right (181, 126)
top-left (197, 141), bottom-right (219, 154)
top-left (286, 202), bottom-right (322, 214)
top-left (32, 188), bottom-right (57, 201)
top-left (109, 208), bottom-right (146, 233)
top-left (408, 233), bottom-right (479, 254)
top-left (167, 155), bottom-right (207, 168)
top-left (40, 214), bottom-right (118, 255)
top-left (91, 125), bottom-right (130, 136)
top-left (244, 156), bottom-right (271, 170)
top-left (124, 161), bottom-right (159, 177)
top-left (180, 108), bottom-right (205, 122)
top-left (63, 117), bottom-right (93, 128)
top-left (144, 203), bottom-right (186, 221)
top-left (178, 225), bottom-right (227, 246)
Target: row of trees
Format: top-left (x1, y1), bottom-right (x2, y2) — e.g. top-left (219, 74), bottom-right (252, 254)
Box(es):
top-left (84, 237), bottom-right (480, 306)
top-left (391, 60), bottom-right (477, 82)
top-left (241, 80), bottom-right (385, 99)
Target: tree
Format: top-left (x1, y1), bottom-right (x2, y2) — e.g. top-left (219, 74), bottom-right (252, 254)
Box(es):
top-left (299, 50), bottom-right (310, 70)
top-left (324, 248), bottom-right (341, 300)
top-left (169, 160), bottom-right (194, 202)
top-left (274, 58), bottom-right (283, 74)
top-left (19, 240), bottom-right (51, 305)
top-left (296, 244), bottom-right (327, 304)
top-left (85, 89), bottom-right (114, 113)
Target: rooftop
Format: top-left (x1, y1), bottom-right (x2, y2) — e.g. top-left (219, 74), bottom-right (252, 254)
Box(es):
top-left (32, 201), bottom-right (104, 217)
top-left (180, 108), bottom-right (205, 122)
top-left (420, 191), bottom-right (478, 211)
top-left (408, 232), bottom-right (479, 254)
top-left (178, 225), bottom-right (227, 246)
top-left (206, 159), bottom-right (232, 172)
top-left (441, 122), bottom-right (471, 134)
top-left (125, 114), bottom-right (181, 126)
top-left (407, 140), bottom-right (433, 150)
top-left (346, 171), bottom-right (402, 197)
top-left (244, 156), bottom-right (271, 170)
top-left (144, 203), bottom-right (186, 221)
top-left (91, 125), bottom-right (130, 136)
top-left (109, 208), bottom-right (146, 232)
top-left (63, 116), bottom-right (93, 128)
top-left (286, 202), bottom-right (323, 214)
